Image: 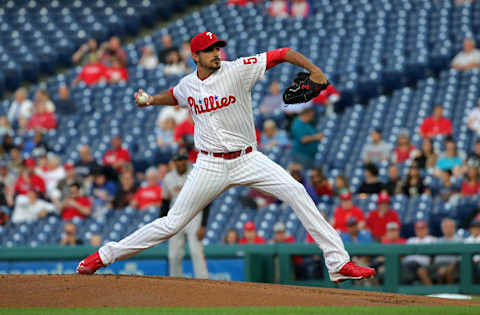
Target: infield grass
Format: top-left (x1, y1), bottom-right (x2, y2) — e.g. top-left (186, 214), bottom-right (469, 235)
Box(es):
top-left (1, 306), bottom-right (478, 315)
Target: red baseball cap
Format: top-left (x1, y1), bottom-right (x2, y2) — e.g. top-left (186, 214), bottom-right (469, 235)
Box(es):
top-left (64, 163), bottom-right (75, 170)
top-left (24, 158), bottom-right (36, 167)
top-left (340, 191), bottom-right (352, 201)
top-left (190, 32), bottom-right (227, 54)
top-left (244, 221), bottom-right (256, 231)
top-left (377, 192), bottom-right (391, 204)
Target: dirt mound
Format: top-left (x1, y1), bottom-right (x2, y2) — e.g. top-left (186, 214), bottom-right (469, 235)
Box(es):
top-left (1, 275), bottom-right (478, 308)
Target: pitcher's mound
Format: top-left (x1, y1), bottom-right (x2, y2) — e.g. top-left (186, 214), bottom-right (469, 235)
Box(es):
top-left (1, 274), bottom-right (478, 308)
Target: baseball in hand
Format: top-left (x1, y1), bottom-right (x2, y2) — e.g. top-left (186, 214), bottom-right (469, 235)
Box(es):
top-left (137, 92), bottom-right (149, 105)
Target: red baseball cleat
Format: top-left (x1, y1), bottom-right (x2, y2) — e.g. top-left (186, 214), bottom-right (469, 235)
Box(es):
top-left (329, 261), bottom-right (376, 283)
top-left (77, 251), bottom-right (105, 275)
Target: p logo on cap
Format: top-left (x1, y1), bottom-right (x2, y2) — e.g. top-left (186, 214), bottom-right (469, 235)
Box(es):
top-left (190, 31), bottom-right (227, 54)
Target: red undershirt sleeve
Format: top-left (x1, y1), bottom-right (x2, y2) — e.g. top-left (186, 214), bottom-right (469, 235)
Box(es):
top-left (169, 88), bottom-right (179, 105)
top-left (266, 47), bottom-right (291, 70)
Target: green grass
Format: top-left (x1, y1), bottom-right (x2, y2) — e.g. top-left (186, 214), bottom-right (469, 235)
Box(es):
top-left (1, 307), bottom-right (478, 315)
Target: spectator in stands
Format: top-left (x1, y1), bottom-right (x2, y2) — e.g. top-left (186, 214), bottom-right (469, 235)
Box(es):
top-left (223, 229), bottom-right (239, 245)
top-left (289, 162), bottom-right (319, 204)
top-left (90, 168), bottom-right (116, 217)
top-left (102, 136), bottom-right (131, 172)
top-left (72, 56), bottom-right (107, 86)
top-left (402, 221), bottom-right (436, 285)
top-left (384, 164), bottom-right (402, 195)
top-left (290, 107), bottom-right (323, 169)
top-left (465, 219), bottom-right (480, 281)
top-left (180, 41), bottom-right (195, 71)
top-left (139, 45), bottom-right (158, 70)
top-left (156, 117), bottom-right (177, 148)
top-left (0, 116), bottom-right (12, 137)
top-left (76, 144), bottom-right (100, 179)
top-left (260, 119), bottom-right (290, 149)
top-left (8, 87), bottom-right (33, 128)
top-left (22, 130), bottom-right (49, 157)
top-left (11, 188), bottom-right (56, 224)
top-left (362, 128), bottom-right (392, 165)
top-left (0, 160), bottom-right (16, 207)
top-left (436, 170), bottom-right (460, 202)
top-left (14, 158), bottom-right (46, 197)
top-left (59, 222), bottom-right (83, 246)
top-left (270, 222), bottom-right (296, 244)
top-left (238, 221), bottom-right (266, 244)
top-left (402, 165), bottom-right (427, 197)
top-left (158, 34), bottom-right (179, 64)
top-left (313, 84), bottom-right (341, 116)
top-left (435, 137), bottom-right (463, 172)
top-left (57, 163), bottom-right (83, 201)
top-left (419, 105), bottom-right (453, 138)
top-left (341, 217), bottom-right (373, 244)
top-left (72, 38), bottom-right (99, 66)
top-left (290, 0), bottom-right (310, 18)
top-left (333, 191), bottom-right (365, 233)
top-left (357, 163), bottom-right (384, 195)
top-left (392, 130), bottom-right (418, 163)
top-left (34, 89), bottom-right (55, 113)
top-left (55, 85), bottom-right (76, 116)
top-left (366, 192), bottom-right (401, 241)
top-left (130, 167), bottom-right (162, 210)
top-left (466, 139), bottom-right (480, 168)
top-left (38, 154), bottom-right (66, 201)
top-left (309, 168), bottom-right (334, 196)
top-left (433, 218), bottom-right (462, 284)
top-left (259, 81), bottom-right (284, 114)
top-left (99, 36), bottom-right (127, 67)
top-left (174, 112), bottom-right (197, 163)
top-left (333, 175), bottom-right (350, 196)
top-left (451, 38), bottom-right (480, 71)
top-left (461, 165), bottom-right (480, 196)
top-left (164, 50), bottom-right (188, 75)
top-left (26, 102), bottom-right (57, 131)
top-left (90, 234), bottom-right (103, 247)
top-left (413, 138), bottom-right (438, 170)
top-left (157, 103), bottom-right (188, 126)
top-left (381, 222), bottom-right (406, 244)
top-left (105, 57), bottom-right (129, 83)
top-left (8, 146), bottom-right (23, 177)
top-left (113, 171), bottom-right (139, 209)
top-left (467, 98), bottom-right (480, 136)
top-left (267, 0), bottom-right (288, 18)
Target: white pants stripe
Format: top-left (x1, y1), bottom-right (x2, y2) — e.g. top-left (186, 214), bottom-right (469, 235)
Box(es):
top-left (99, 150), bottom-right (350, 273)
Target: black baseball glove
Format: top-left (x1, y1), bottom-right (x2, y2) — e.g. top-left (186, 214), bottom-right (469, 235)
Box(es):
top-left (283, 72), bottom-right (329, 104)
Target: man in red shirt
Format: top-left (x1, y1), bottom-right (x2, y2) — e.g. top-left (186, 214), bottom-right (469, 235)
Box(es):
top-left (366, 192), bottom-right (401, 241)
top-left (102, 136), bottom-right (131, 171)
top-left (238, 221), bottom-right (266, 244)
top-left (105, 57), bottom-right (129, 83)
top-left (174, 111), bottom-right (198, 162)
top-left (72, 57), bottom-right (107, 86)
top-left (333, 192), bottom-right (365, 233)
top-left (60, 182), bottom-right (92, 220)
top-left (381, 222), bottom-right (406, 244)
top-left (270, 222), bottom-right (295, 244)
top-left (419, 105), bottom-right (453, 138)
top-left (130, 167), bottom-right (162, 210)
top-left (26, 102), bottom-right (57, 131)
top-left (14, 158), bottom-right (46, 196)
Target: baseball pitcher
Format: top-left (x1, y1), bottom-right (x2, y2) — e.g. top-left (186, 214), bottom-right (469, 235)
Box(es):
top-left (77, 31), bottom-right (376, 282)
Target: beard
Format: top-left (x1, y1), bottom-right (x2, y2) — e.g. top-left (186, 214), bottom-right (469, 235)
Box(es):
top-left (199, 57), bottom-right (221, 71)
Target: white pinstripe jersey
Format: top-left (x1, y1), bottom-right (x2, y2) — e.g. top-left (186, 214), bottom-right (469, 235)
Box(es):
top-left (172, 52), bottom-right (267, 153)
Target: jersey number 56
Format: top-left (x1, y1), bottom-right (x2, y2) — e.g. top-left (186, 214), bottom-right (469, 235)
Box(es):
top-left (243, 57), bottom-right (257, 64)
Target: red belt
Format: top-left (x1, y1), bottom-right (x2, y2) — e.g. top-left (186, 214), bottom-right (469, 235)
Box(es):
top-left (201, 146), bottom-right (253, 160)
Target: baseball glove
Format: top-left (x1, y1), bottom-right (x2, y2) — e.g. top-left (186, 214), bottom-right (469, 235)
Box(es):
top-left (283, 72), bottom-right (329, 104)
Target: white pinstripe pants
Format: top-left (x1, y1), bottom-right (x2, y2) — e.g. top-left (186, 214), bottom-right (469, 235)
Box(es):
top-left (99, 150), bottom-right (350, 273)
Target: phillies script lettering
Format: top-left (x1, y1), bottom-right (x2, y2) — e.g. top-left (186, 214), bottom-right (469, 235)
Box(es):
top-left (187, 95), bottom-right (236, 115)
